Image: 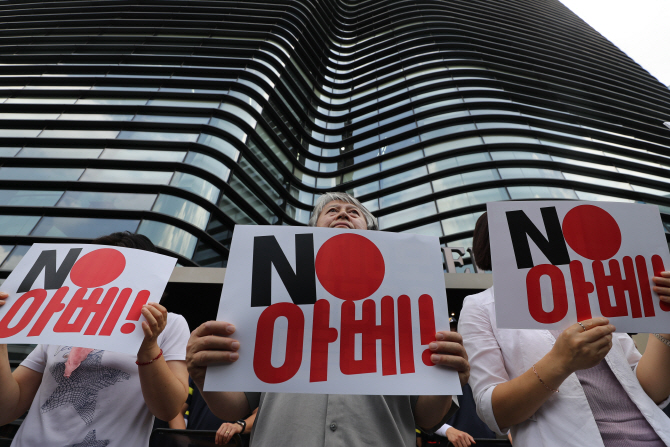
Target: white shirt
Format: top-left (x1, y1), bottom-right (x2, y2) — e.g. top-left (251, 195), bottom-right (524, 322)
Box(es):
top-left (459, 288), bottom-right (670, 447)
top-left (435, 423), bottom-right (452, 437)
top-left (12, 312), bottom-right (189, 447)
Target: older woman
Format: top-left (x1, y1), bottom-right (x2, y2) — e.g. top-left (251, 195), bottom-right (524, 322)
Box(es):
top-left (459, 213), bottom-right (670, 447)
top-left (186, 192), bottom-right (470, 447)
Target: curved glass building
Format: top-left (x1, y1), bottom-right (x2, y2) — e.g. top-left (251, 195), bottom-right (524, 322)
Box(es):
top-left (1, 0), bottom-right (670, 274)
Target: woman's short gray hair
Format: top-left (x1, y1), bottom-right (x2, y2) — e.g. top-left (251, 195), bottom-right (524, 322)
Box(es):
top-left (308, 192), bottom-right (378, 230)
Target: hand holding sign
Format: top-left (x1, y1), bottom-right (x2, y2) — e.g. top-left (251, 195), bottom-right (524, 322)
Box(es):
top-left (548, 318), bottom-right (615, 376)
top-left (137, 302), bottom-right (169, 363)
top-left (186, 321), bottom-right (240, 386)
top-left (430, 331), bottom-right (469, 386)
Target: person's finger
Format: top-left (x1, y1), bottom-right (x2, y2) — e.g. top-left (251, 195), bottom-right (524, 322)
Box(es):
top-left (192, 320), bottom-right (236, 338)
top-left (0, 291), bottom-right (8, 306)
top-left (431, 352), bottom-right (469, 371)
top-left (141, 307), bottom-right (159, 337)
top-left (147, 301), bottom-right (168, 314)
top-left (580, 324), bottom-right (616, 343)
top-left (141, 321), bottom-right (152, 338)
top-left (188, 347), bottom-right (240, 367)
top-left (215, 428), bottom-right (222, 445)
top-left (429, 340), bottom-right (467, 358)
top-left (143, 304), bottom-right (164, 324)
top-left (468, 433), bottom-right (476, 444)
top-left (189, 332), bottom-right (241, 354)
top-left (653, 273), bottom-right (670, 284)
top-left (0, 300), bottom-right (5, 306)
top-left (575, 317), bottom-right (610, 332)
top-left (435, 331), bottom-right (463, 344)
top-left (146, 303), bottom-right (167, 326)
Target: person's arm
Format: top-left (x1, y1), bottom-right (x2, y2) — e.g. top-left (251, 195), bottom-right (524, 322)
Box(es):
top-left (489, 318), bottom-right (613, 430)
top-left (137, 303), bottom-right (189, 421)
top-left (414, 331), bottom-right (469, 430)
top-left (460, 294), bottom-right (614, 433)
top-left (215, 408), bottom-right (258, 445)
top-left (167, 412), bottom-right (186, 429)
top-left (638, 272), bottom-right (670, 403)
top-left (185, 320), bottom-right (250, 421)
top-left (0, 292), bottom-right (43, 425)
top-left (0, 348), bottom-right (43, 425)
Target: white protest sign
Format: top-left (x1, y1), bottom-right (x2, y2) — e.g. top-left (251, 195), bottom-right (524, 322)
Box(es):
top-left (204, 226), bottom-right (460, 395)
top-left (0, 244), bottom-right (177, 354)
top-left (489, 201), bottom-right (670, 332)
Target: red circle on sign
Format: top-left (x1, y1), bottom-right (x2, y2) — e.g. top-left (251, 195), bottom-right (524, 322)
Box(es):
top-left (562, 205), bottom-right (621, 260)
top-left (315, 233), bottom-right (385, 301)
top-left (70, 248), bottom-right (126, 288)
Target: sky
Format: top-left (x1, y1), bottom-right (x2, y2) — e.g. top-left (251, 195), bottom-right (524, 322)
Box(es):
top-left (559, 0), bottom-right (670, 87)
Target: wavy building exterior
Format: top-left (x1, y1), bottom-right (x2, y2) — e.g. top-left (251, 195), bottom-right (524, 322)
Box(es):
top-left (1, 0), bottom-right (670, 275)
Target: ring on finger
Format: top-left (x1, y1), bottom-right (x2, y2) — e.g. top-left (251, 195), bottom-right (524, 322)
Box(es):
top-left (578, 322), bottom-right (587, 332)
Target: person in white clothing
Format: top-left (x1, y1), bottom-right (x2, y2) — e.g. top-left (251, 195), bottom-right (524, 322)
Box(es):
top-left (0, 232), bottom-right (190, 447)
top-left (459, 213), bottom-right (670, 447)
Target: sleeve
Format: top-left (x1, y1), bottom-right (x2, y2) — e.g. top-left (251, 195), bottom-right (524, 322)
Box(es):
top-left (245, 392), bottom-right (261, 410)
top-left (434, 423), bottom-right (452, 437)
top-left (19, 344), bottom-right (48, 374)
top-left (620, 333), bottom-right (642, 369)
top-left (412, 395), bottom-right (459, 433)
top-left (458, 294), bottom-right (510, 436)
top-left (160, 313), bottom-right (190, 361)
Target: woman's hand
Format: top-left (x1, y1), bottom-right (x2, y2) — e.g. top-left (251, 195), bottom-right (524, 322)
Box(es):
top-left (137, 302), bottom-right (168, 362)
top-left (215, 422), bottom-right (242, 445)
top-left (548, 317), bottom-right (615, 376)
top-left (0, 291), bottom-right (8, 306)
top-left (429, 331), bottom-right (470, 386)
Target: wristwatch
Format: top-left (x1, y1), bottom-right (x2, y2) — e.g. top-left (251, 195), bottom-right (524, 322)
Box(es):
top-left (235, 420), bottom-right (246, 432)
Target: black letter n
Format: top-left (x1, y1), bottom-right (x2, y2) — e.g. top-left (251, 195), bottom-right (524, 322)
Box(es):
top-left (251, 234), bottom-right (316, 307)
top-left (17, 248), bottom-right (82, 293)
top-left (505, 207), bottom-right (570, 269)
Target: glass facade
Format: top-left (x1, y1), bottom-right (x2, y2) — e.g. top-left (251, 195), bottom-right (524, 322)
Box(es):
top-left (0, 0), bottom-right (669, 272)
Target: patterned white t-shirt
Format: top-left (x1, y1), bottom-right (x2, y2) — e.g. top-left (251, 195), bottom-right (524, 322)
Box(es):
top-left (11, 312), bottom-right (190, 447)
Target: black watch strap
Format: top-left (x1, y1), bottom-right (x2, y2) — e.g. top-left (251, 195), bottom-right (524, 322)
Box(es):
top-left (235, 420), bottom-right (246, 432)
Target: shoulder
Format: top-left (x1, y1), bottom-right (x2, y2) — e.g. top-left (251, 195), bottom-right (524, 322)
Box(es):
top-left (463, 287), bottom-right (494, 306)
top-left (166, 312), bottom-right (189, 330)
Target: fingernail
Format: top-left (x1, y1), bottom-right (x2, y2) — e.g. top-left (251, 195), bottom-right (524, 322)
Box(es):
top-left (230, 352), bottom-right (239, 361)
top-left (231, 341), bottom-right (240, 350)
top-left (429, 342), bottom-right (437, 351)
top-left (436, 333), bottom-right (445, 340)
top-left (431, 354), bottom-right (439, 364)
top-left (226, 324), bottom-right (236, 334)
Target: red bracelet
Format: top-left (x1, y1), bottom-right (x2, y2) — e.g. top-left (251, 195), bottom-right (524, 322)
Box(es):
top-left (136, 348), bottom-right (163, 366)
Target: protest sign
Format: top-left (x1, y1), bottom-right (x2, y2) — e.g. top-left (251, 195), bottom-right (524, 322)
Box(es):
top-left (488, 201), bottom-right (670, 332)
top-left (0, 244), bottom-right (177, 354)
top-left (204, 226), bottom-right (460, 395)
